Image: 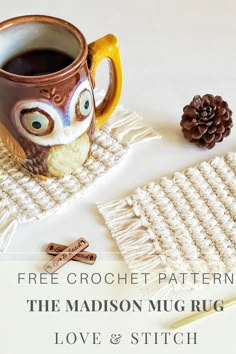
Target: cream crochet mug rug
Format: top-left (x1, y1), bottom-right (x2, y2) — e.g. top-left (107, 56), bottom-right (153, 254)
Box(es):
top-left (0, 99), bottom-right (160, 252)
top-left (98, 152), bottom-right (236, 296)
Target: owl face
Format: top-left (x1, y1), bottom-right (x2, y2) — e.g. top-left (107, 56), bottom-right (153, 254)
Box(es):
top-left (6, 78), bottom-right (96, 177)
top-left (12, 79), bottom-right (94, 147)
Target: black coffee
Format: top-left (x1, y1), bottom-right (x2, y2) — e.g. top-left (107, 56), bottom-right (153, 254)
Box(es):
top-left (2, 49), bottom-right (74, 76)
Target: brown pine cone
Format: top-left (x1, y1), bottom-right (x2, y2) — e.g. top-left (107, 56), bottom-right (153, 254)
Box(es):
top-left (180, 94), bottom-right (233, 149)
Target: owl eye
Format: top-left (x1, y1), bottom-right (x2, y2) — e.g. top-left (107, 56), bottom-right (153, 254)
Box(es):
top-left (20, 108), bottom-right (54, 136)
top-left (75, 89), bottom-right (92, 120)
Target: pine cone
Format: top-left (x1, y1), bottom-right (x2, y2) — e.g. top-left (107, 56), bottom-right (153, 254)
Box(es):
top-left (180, 94), bottom-right (233, 149)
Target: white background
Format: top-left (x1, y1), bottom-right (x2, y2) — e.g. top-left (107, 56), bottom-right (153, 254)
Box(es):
top-left (1, 1), bottom-right (236, 353)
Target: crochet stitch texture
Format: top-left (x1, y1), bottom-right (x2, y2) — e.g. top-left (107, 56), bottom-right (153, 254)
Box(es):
top-left (98, 153), bottom-right (236, 295)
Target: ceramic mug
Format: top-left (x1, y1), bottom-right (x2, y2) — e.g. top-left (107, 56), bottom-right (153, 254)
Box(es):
top-left (0, 15), bottom-right (122, 177)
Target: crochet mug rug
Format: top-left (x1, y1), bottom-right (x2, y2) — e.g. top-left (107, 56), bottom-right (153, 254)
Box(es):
top-left (0, 100), bottom-right (160, 252)
top-left (98, 152), bottom-right (236, 296)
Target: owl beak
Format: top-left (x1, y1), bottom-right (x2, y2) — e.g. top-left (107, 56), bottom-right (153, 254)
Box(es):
top-left (63, 126), bottom-right (74, 138)
top-left (58, 114), bottom-right (92, 145)
top-left (61, 124), bottom-right (87, 145)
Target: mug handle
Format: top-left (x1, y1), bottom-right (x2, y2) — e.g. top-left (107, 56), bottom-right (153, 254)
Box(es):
top-left (88, 34), bottom-right (122, 129)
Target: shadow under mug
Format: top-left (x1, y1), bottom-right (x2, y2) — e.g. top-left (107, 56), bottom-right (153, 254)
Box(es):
top-left (0, 15), bottom-right (122, 177)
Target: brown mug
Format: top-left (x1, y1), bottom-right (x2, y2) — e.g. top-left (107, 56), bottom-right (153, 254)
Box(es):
top-left (0, 15), bottom-right (122, 177)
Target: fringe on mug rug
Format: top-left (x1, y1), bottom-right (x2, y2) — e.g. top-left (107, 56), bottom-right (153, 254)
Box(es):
top-left (98, 152), bottom-right (236, 297)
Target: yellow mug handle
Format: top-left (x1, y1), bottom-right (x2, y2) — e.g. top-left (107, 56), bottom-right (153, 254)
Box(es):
top-left (88, 34), bottom-right (122, 129)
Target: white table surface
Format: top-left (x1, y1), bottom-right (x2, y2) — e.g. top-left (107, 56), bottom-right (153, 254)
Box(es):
top-left (1, 1), bottom-right (236, 353)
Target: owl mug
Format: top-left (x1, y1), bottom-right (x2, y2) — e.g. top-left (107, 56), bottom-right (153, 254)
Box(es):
top-left (0, 15), bottom-right (122, 177)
